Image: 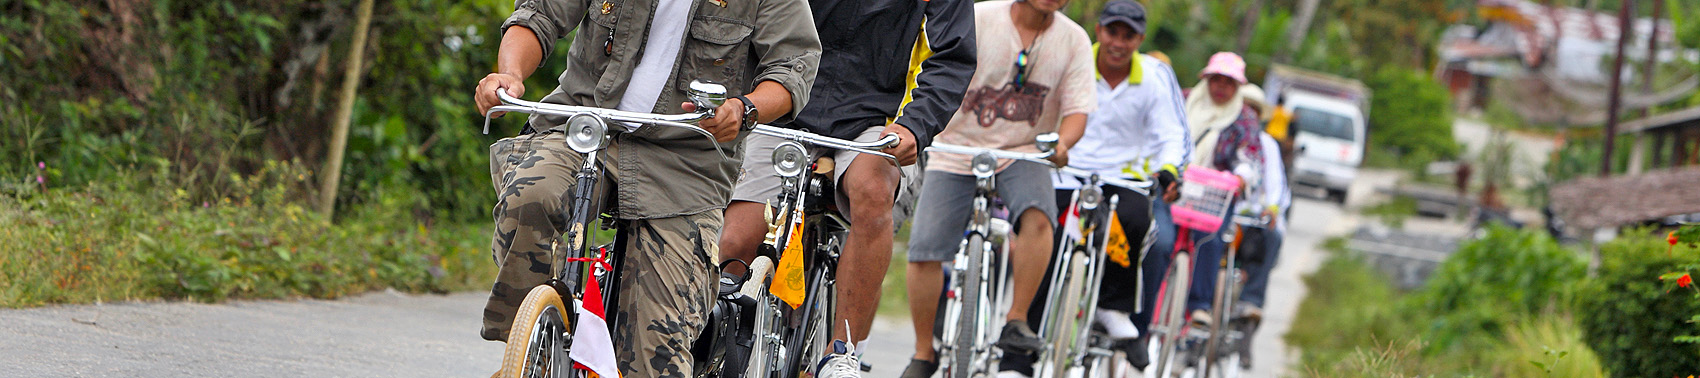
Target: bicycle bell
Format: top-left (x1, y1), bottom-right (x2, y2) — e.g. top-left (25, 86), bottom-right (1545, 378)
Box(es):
top-left (687, 80), bottom-right (728, 112)
top-left (565, 114), bottom-right (610, 153)
top-left (1035, 132), bottom-right (1060, 153)
top-left (771, 141), bottom-right (807, 178)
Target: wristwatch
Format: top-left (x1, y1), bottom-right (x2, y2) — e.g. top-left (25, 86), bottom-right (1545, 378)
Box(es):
top-left (732, 94), bottom-right (759, 131)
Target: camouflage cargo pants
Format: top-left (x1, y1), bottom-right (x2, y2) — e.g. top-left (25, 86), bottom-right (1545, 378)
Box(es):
top-left (483, 131), bottom-right (721, 378)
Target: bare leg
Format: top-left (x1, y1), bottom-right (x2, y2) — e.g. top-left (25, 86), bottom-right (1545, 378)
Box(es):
top-left (907, 260), bottom-right (943, 361)
top-left (834, 156), bottom-right (901, 345)
top-left (1006, 208), bottom-right (1054, 322)
top-left (718, 201), bottom-right (767, 276)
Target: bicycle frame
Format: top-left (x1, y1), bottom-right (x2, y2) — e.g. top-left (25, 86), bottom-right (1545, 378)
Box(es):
top-left (1035, 167), bottom-right (1152, 378)
top-left (741, 127), bottom-right (897, 378)
top-left (485, 81), bottom-right (727, 378)
top-left (939, 156), bottom-right (1015, 377)
top-left (927, 135), bottom-right (1058, 378)
top-left (1197, 214), bottom-right (1267, 378)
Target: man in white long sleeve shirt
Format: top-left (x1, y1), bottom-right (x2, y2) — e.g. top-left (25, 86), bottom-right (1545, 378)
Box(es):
top-left (1003, 2), bottom-right (1190, 373)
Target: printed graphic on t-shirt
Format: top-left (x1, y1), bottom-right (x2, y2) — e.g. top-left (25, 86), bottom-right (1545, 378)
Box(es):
top-left (962, 82), bottom-right (1051, 128)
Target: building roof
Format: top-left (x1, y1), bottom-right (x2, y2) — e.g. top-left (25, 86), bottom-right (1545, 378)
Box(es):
top-left (1622, 105), bottom-right (1700, 134)
top-left (1549, 166), bottom-right (1700, 230)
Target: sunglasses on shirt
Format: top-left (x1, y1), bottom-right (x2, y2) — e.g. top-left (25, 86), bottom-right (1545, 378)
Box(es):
top-left (1012, 49), bottom-right (1030, 90)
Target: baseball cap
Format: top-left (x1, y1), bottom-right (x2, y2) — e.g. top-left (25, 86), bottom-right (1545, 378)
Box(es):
top-left (1098, 0), bottom-right (1146, 35)
top-left (1199, 52), bottom-right (1247, 84)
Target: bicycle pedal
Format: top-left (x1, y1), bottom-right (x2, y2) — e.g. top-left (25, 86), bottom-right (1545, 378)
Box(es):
top-left (860, 360), bottom-right (873, 372)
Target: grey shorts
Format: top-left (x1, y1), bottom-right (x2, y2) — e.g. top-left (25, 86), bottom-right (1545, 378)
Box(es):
top-left (731, 126), bottom-right (922, 226)
top-left (906, 161), bottom-right (1058, 262)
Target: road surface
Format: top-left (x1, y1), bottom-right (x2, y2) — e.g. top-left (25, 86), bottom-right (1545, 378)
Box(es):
top-left (0, 290), bottom-right (503, 377)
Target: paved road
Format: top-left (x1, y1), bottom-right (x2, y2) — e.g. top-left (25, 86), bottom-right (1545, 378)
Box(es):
top-left (0, 290), bottom-right (503, 377)
top-left (0, 199), bottom-right (1358, 378)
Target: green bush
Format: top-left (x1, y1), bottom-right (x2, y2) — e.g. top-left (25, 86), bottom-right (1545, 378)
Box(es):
top-left (1413, 225), bottom-right (1584, 354)
top-left (1578, 229), bottom-right (1700, 377)
top-left (1289, 228), bottom-right (1605, 376)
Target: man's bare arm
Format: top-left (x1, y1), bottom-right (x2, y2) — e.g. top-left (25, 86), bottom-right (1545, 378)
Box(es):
top-left (476, 26), bottom-right (546, 116)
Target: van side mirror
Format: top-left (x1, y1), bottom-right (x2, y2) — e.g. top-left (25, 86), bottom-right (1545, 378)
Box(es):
top-left (1035, 133), bottom-right (1059, 153)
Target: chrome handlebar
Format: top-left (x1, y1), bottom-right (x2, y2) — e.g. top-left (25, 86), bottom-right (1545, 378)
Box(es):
top-left (1055, 166), bottom-right (1153, 195)
top-left (750, 125), bottom-right (899, 163)
top-left (926, 142), bottom-right (1057, 167)
top-left (483, 89), bottom-right (716, 135)
top-left (1232, 214), bottom-right (1272, 226)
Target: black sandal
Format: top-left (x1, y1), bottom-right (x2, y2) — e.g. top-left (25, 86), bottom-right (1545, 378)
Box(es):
top-left (899, 357), bottom-right (939, 378)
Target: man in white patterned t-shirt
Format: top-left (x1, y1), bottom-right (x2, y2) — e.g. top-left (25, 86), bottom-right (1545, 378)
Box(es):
top-left (900, 0), bottom-right (1097, 376)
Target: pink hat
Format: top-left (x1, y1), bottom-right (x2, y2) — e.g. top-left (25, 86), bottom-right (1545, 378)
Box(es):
top-left (1199, 52), bottom-right (1246, 84)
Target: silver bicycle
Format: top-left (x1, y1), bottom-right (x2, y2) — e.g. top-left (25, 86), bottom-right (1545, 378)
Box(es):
top-left (1035, 167), bottom-right (1151, 378)
top-left (925, 134), bottom-right (1058, 378)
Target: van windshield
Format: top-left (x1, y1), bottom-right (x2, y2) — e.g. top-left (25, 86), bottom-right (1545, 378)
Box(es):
top-left (1293, 107), bottom-right (1355, 141)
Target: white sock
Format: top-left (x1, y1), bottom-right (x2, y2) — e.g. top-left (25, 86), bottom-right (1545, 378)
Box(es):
top-left (854, 337), bottom-right (868, 358)
top-left (1095, 309), bottom-right (1139, 339)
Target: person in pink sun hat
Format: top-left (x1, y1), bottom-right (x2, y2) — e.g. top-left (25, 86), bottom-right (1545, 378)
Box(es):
top-left (1185, 51), bottom-right (1251, 166)
top-left (1179, 50), bottom-right (1267, 341)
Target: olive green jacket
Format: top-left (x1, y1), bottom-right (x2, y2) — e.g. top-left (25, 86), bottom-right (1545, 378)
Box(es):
top-left (501, 0), bottom-right (821, 218)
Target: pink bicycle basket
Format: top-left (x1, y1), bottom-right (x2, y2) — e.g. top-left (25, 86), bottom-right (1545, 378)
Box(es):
top-left (1171, 167), bottom-right (1241, 233)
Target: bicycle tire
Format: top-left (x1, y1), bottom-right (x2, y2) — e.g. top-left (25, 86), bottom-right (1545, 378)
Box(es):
top-left (1039, 250), bottom-right (1090, 378)
top-left (948, 233), bottom-right (986, 378)
top-left (1153, 251), bottom-right (1191, 378)
top-left (780, 256), bottom-right (836, 378)
top-left (742, 256), bottom-right (779, 378)
top-left (499, 285), bottom-right (573, 378)
top-left (1201, 261), bottom-right (1232, 378)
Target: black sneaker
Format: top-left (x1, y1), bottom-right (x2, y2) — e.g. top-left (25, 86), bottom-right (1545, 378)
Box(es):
top-left (899, 357), bottom-right (939, 378)
top-left (994, 320), bottom-right (1044, 354)
top-left (1114, 336), bottom-right (1150, 370)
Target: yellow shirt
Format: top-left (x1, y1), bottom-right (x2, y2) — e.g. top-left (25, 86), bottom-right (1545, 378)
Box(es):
top-left (1266, 106), bottom-right (1293, 140)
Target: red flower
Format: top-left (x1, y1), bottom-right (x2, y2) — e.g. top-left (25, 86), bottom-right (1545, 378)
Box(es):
top-left (1672, 231), bottom-right (1682, 246)
top-left (1680, 274), bottom-right (1693, 288)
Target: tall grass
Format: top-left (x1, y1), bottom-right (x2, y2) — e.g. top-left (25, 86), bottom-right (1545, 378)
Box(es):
top-left (0, 161), bottom-right (495, 307)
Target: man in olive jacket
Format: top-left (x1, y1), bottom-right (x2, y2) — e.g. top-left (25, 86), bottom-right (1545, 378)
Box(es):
top-left (471, 0), bottom-right (821, 375)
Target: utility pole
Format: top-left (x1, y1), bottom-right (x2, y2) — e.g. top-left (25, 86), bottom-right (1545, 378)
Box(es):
top-left (1601, 0), bottom-right (1631, 177)
top-left (1643, 0), bottom-right (1662, 118)
top-left (318, 0), bottom-right (376, 217)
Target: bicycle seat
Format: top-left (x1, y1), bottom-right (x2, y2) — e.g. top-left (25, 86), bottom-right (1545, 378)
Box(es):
top-left (814, 156), bottom-right (835, 175)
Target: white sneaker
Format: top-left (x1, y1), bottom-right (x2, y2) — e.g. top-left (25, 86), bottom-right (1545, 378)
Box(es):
top-left (815, 340), bottom-right (861, 378)
top-left (996, 370), bottom-right (1032, 378)
top-left (1094, 309), bottom-right (1139, 340)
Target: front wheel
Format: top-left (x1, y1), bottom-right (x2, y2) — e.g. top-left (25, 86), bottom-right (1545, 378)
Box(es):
top-left (499, 285), bottom-right (573, 378)
top-left (1153, 252), bottom-right (1191, 378)
top-left (1038, 250), bottom-right (1090, 378)
top-left (947, 233), bottom-right (987, 378)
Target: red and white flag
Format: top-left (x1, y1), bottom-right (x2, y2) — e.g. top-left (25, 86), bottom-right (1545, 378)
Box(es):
top-left (570, 271), bottom-right (620, 378)
top-left (1059, 194), bottom-right (1084, 243)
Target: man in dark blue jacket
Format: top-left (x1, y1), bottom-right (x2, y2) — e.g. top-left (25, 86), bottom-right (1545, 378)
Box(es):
top-left (717, 0), bottom-right (977, 375)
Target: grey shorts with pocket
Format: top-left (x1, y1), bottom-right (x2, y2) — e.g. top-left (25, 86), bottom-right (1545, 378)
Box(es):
top-left (731, 126), bottom-right (922, 225)
top-left (906, 160), bottom-right (1058, 262)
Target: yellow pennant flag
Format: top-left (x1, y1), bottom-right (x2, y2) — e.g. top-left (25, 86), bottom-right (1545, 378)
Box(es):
top-left (771, 219), bottom-right (807, 308)
top-left (1105, 212), bottom-right (1132, 268)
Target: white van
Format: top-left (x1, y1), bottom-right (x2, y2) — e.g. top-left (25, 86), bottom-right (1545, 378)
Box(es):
top-left (1285, 91), bottom-right (1366, 203)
